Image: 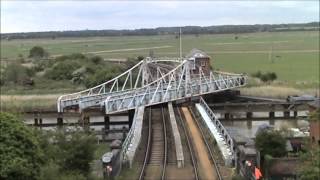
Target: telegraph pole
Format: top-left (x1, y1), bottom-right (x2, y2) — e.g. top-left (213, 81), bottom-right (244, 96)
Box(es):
top-left (179, 27), bottom-right (182, 60)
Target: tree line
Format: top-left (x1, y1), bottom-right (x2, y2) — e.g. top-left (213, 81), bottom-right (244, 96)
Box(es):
top-left (2, 22), bottom-right (319, 40)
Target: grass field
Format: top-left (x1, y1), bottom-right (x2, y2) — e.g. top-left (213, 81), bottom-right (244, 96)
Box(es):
top-left (2, 31), bottom-right (319, 85)
top-left (1, 31), bottom-right (319, 111)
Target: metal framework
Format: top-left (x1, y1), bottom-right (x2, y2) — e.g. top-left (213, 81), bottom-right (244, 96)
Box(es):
top-left (57, 57), bottom-right (247, 114)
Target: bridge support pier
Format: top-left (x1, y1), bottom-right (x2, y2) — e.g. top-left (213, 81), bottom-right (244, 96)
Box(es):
top-left (246, 120), bottom-right (252, 129)
top-left (128, 109), bottom-right (135, 128)
top-left (269, 119), bottom-right (275, 126)
top-left (269, 111), bottom-right (275, 119)
top-left (34, 118), bottom-right (38, 126)
top-left (57, 114), bottom-right (63, 128)
top-left (294, 110), bottom-right (298, 118)
top-left (39, 118), bottom-right (42, 128)
top-left (225, 113), bottom-right (230, 120)
top-left (82, 115), bottom-right (90, 131)
top-left (104, 115), bottom-right (110, 132)
top-left (284, 111), bottom-right (290, 118)
top-left (246, 112), bottom-right (253, 119)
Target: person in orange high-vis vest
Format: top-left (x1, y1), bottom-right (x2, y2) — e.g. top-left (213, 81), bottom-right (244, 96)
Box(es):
top-left (255, 166), bottom-right (263, 180)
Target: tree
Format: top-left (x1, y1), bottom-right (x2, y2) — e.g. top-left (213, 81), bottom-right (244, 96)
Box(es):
top-left (45, 61), bottom-right (81, 80)
top-left (29, 46), bottom-right (48, 59)
top-left (255, 130), bottom-right (287, 157)
top-left (90, 56), bottom-right (103, 64)
top-left (299, 145), bottom-right (320, 180)
top-left (38, 128), bottom-right (97, 177)
top-left (3, 63), bottom-right (34, 85)
top-left (0, 112), bottom-right (44, 180)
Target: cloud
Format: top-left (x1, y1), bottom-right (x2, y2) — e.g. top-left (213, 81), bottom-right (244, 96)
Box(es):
top-left (1, 1), bottom-right (319, 33)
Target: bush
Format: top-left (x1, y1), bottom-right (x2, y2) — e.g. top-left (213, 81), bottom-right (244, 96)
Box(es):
top-left (29, 46), bottom-right (48, 59)
top-left (2, 63), bottom-right (34, 85)
top-left (0, 112), bottom-right (44, 180)
top-left (84, 65), bottom-right (122, 88)
top-left (255, 130), bottom-right (287, 157)
top-left (45, 61), bottom-right (81, 80)
top-left (38, 128), bottom-right (97, 178)
top-left (251, 71), bottom-right (277, 82)
top-left (90, 56), bottom-right (103, 64)
top-left (55, 53), bottom-right (86, 62)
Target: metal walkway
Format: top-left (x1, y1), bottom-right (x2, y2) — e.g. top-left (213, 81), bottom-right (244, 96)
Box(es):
top-left (57, 57), bottom-right (246, 114)
top-left (195, 97), bottom-right (234, 166)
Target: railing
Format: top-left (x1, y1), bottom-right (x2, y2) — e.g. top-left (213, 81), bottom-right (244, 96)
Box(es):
top-left (199, 97), bottom-right (235, 156)
top-left (105, 74), bottom-right (246, 114)
top-left (120, 107), bottom-right (139, 167)
top-left (58, 57), bottom-right (247, 113)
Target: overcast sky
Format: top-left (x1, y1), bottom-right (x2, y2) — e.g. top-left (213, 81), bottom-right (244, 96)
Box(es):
top-left (1, 1), bottom-right (319, 33)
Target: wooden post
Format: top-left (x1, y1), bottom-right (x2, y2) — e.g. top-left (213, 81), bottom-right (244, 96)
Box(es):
top-left (284, 111), bottom-right (290, 118)
top-left (225, 113), bottom-right (230, 120)
top-left (128, 109), bottom-right (135, 128)
top-left (247, 120), bottom-right (252, 129)
top-left (39, 118), bottom-right (43, 128)
top-left (80, 112), bottom-right (90, 131)
top-left (34, 118), bottom-right (38, 126)
top-left (57, 114), bottom-right (63, 128)
top-left (104, 115), bottom-right (110, 132)
top-left (246, 112), bottom-right (253, 119)
top-left (269, 119), bottom-right (275, 126)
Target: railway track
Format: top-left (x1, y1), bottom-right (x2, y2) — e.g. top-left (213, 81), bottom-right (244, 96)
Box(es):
top-left (176, 107), bottom-right (199, 180)
top-left (189, 107), bottom-right (223, 180)
top-left (139, 107), bottom-right (168, 180)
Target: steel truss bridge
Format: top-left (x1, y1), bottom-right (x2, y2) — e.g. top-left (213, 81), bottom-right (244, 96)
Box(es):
top-left (57, 57), bottom-right (247, 114)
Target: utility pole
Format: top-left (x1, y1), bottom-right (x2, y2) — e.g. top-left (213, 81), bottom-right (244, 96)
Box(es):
top-left (179, 27), bottom-right (182, 61)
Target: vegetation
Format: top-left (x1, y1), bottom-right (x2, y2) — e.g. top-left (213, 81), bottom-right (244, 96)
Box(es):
top-left (309, 108), bottom-right (320, 121)
top-left (38, 128), bottom-right (98, 179)
top-left (0, 112), bottom-right (44, 180)
top-left (1, 62), bottom-right (34, 86)
top-left (255, 130), bottom-right (287, 158)
top-left (0, 31), bottom-right (318, 110)
top-left (252, 71), bottom-right (277, 82)
top-left (2, 22), bottom-right (318, 40)
top-left (29, 46), bottom-right (48, 59)
top-left (298, 110), bottom-right (320, 179)
top-left (0, 112), bottom-right (101, 180)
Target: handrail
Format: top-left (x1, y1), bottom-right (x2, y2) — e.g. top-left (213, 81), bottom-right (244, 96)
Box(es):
top-left (199, 97), bottom-right (235, 154)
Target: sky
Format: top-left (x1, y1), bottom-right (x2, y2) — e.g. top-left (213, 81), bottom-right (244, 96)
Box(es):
top-left (1, 1), bottom-right (319, 33)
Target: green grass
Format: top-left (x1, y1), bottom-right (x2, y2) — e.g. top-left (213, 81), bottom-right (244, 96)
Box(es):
top-left (1, 31), bottom-right (319, 89)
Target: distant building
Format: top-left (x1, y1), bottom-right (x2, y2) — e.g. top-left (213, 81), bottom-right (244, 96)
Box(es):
top-left (186, 48), bottom-right (212, 76)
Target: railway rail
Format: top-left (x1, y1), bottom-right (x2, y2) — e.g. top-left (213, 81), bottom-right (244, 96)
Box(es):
top-left (138, 107), bottom-right (168, 180)
top-left (176, 107), bottom-right (199, 180)
top-left (189, 107), bottom-right (222, 180)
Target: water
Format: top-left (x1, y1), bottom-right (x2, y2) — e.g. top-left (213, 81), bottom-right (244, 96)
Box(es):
top-left (220, 117), bottom-right (309, 139)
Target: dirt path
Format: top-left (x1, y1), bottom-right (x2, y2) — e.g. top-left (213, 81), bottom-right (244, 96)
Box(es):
top-left (181, 107), bottom-right (217, 180)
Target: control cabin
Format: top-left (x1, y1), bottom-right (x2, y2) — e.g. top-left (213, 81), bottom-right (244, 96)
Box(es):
top-left (186, 48), bottom-right (212, 76)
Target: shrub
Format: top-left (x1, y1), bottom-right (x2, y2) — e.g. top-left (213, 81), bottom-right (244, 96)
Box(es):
top-left (29, 46), bottom-right (48, 59)
top-left (84, 65), bottom-right (122, 88)
top-left (251, 71), bottom-right (277, 82)
top-left (45, 61), bottom-right (81, 80)
top-left (90, 56), bottom-right (103, 64)
top-left (0, 112), bottom-right (44, 180)
top-left (38, 128), bottom-right (97, 177)
top-left (255, 130), bottom-right (287, 157)
top-left (2, 63), bottom-right (33, 85)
